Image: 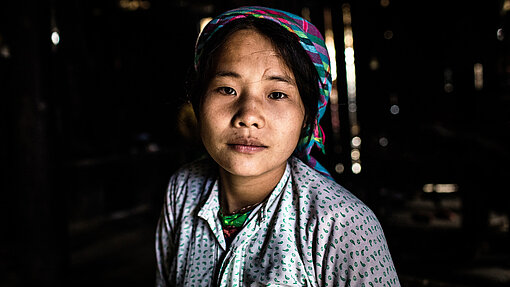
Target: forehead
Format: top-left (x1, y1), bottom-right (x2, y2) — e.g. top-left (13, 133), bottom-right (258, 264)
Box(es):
top-left (221, 29), bottom-right (273, 52)
top-left (213, 29), bottom-right (291, 73)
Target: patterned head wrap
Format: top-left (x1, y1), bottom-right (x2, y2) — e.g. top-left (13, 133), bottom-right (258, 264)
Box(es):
top-left (195, 6), bottom-right (333, 179)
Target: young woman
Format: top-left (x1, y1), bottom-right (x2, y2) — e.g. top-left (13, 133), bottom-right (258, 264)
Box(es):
top-left (156, 6), bottom-right (400, 286)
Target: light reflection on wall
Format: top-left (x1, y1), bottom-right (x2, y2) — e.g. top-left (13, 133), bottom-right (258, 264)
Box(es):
top-left (301, 7), bottom-right (311, 23)
top-left (51, 30), bottom-right (60, 46)
top-left (423, 183), bottom-right (459, 194)
top-left (504, 0), bottom-right (510, 12)
top-left (119, 0), bottom-right (151, 11)
top-left (474, 63), bottom-right (483, 91)
top-left (342, 4), bottom-right (361, 174)
top-left (324, 11), bottom-right (338, 82)
top-left (444, 68), bottom-right (454, 93)
top-left (199, 17), bottom-right (213, 34)
top-left (323, 7), bottom-right (342, 166)
top-left (50, 8), bottom-right (59, 51)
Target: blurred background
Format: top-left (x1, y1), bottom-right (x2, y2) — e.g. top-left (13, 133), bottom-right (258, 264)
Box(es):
top-left (1, 0), bottom-right (509, 286)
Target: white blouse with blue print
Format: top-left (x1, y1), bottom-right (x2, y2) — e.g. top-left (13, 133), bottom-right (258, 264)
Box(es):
top-left (155, 156), bottom-right (400, 287)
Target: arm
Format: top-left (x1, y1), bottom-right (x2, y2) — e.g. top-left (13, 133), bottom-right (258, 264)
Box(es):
top-left (318, 202), bottom-right (400, 286)
top-left (155, 174), bottom-right (180, 287)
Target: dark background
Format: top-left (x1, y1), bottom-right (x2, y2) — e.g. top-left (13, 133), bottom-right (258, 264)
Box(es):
top-left (1, 0), bottom-right (509, 286)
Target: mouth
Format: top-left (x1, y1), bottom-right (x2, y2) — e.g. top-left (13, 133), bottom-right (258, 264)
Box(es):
top-left (227, 138), bottom-right (268, 154)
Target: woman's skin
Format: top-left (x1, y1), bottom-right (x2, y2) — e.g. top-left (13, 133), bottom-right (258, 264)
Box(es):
top-left (199, 28), bottom-right (306, 214)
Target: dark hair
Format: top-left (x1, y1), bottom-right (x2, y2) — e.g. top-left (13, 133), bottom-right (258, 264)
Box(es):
top-left (187, 17), bottom-right (319, 140)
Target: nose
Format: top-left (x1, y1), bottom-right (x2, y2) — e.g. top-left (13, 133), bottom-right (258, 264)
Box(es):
top-left (232, 93), bottom-right (265, 129)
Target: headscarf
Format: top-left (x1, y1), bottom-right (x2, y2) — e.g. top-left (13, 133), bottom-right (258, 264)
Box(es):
top-left (195, 6), bottom-right (333, 179)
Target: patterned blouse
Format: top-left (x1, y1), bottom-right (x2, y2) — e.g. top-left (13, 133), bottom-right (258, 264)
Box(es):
top-left (155, 156), bottom-right (400, 286)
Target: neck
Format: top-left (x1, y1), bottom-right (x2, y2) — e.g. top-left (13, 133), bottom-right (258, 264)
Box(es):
top-left (218, 163), bottom-right (286, 214)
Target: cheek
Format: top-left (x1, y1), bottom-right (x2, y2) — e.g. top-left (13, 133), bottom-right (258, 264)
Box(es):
top-left (198, 103), bottom-right (213, 142)
top-left (276, 107), bottom-right (305, 141)
top-left (198, 100), bottom-right (227, 141)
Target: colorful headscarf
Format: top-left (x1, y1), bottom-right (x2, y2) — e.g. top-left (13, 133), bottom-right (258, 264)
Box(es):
top-left (195, 6), bottom-right (333, 179)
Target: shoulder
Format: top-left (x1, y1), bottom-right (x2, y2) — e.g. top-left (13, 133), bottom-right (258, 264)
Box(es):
top-left (171, 156), bottom-right (215, 181)
top-left (289, 156), bottom-right (381, 235)
top-left (289, 158), bottom-right (398, 285)
top-left (166, 157), bottom-right (217, 202)
top-left (289, 156), bottom-right (364, 209)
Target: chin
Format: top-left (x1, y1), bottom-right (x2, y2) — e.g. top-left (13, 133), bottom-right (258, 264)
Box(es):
top-left (222, 156), bottom-right (289, 179)
top-left (221, 161), bottom-right (266, 178)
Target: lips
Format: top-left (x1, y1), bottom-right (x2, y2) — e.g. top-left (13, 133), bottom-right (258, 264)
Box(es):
top-left (227, 137), bottom-right (267, 154)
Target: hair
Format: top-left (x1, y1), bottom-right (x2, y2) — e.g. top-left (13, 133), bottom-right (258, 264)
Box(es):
top-left (187, 17), bottom-right (320, 141)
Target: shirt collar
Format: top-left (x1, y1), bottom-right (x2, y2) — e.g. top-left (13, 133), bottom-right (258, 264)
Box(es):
top-left (196, 160), bottom-right (292, 245)
top-left (256, 161), bottom-right (292, 222)
top-left (197, 178), bottom-right (225, 247)
top-left (200, 161), bottom-right (292, 210)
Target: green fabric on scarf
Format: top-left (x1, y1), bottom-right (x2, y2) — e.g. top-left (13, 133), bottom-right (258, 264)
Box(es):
top-left (218, 210), bottom-right (251, 228)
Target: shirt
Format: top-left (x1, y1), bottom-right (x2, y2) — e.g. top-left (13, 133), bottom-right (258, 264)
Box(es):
top-left (155, 156), bottom-right (400, 286)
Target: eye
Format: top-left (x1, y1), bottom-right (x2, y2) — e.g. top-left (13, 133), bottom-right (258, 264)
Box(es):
top-left (217, 87), bottom-right (237, 95)
top-left (268, 92), bottom-right (288, 100)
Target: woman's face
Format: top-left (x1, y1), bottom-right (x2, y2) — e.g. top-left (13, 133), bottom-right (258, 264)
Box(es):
top-left (199, 28), bottom-right (305, 179)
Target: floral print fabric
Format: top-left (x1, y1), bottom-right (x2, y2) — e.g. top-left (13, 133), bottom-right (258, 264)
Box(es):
top-left (155, 156), bottom-right (400, 286)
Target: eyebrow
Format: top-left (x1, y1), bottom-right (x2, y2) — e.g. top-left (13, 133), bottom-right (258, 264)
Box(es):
top-left (265, 75), bottom-right (296, 85)
top-left (214, 71), bottom-right (241, 79)
top-left (213, 71), bottom-right (296, 85)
